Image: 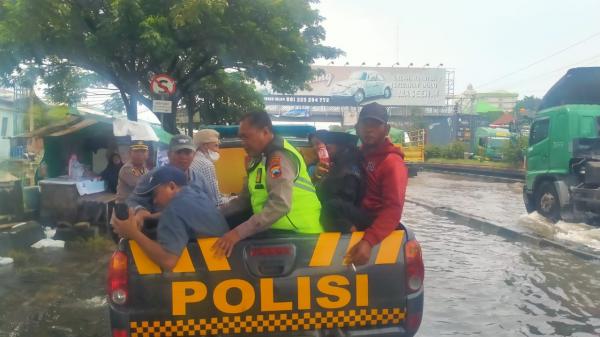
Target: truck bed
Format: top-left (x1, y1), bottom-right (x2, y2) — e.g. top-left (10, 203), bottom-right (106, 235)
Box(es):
top-left (108, 228), bottom-right (424, 337)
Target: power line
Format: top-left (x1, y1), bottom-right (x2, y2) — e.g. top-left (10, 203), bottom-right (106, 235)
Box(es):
top-left (476, 31), bottom-right (600, 89)
top-left (503, 52), bottom-right (600, 89)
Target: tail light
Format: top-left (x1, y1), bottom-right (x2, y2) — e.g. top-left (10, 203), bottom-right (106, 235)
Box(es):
top-left (112, 329), bottom-right (128, 337)
top-left (405, 312), bottom-right (423, 332)
top-left (405, 239), bottom-right (424, 293)
top-left (108, 251), bottom-right (128, 305)
top-left (404, 239), bottom-right (424, 333)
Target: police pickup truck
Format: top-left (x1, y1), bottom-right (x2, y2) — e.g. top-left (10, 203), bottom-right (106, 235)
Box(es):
top-left (107, 126), bottom-right (424, 337)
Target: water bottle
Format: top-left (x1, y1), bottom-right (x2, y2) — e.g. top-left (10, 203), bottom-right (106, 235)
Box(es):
top-left (317, 143), bottom-right (330, 165)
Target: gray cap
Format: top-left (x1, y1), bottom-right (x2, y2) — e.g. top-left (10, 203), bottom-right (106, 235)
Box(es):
top-left (358, 102), bottom-right (389, 124)
top-left (169, 135), bottom-right (196, 152)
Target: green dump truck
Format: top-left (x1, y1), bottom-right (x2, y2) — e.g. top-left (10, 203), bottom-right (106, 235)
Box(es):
top-left (472, 127), bottom-right (512, 161)
top-left (523, 67), bottom-right (600, 223)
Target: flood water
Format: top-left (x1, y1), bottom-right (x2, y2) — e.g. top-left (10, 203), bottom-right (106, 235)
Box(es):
top-left (0, 242), bottom-right (111, 337)
top-left (408, 172), bottom-right (600, 252)
top-left (0, 172), bottom-right (599, 337)
top-left (406, 172), bottom-right (600, 336)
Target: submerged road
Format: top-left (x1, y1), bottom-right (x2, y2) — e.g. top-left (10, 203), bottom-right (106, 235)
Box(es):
top-left (0, 172), bottom-right (599, 336)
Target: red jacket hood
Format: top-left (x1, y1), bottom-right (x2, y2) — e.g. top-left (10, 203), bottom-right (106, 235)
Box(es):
top-left (362, 138), bottom-right (404, 160)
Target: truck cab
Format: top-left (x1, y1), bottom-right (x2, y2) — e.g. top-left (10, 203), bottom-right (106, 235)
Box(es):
top-left (473, 127), bottom-right (511, 161)
top-left (523, 67), bottom-right (600, 222)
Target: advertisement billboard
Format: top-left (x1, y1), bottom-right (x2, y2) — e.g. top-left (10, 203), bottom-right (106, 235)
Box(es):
top-left (265, 66), bottom-right (447, 107)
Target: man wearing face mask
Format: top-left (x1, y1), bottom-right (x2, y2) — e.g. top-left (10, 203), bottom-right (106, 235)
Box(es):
top-left (191, 129), bottom-right (226, 206)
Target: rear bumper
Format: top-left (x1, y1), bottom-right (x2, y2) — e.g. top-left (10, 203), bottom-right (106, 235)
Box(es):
top-left (109, 290), bottom-right (424, 337)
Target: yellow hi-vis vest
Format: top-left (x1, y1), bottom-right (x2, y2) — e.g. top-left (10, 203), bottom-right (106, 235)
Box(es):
top-left (247, 138), bottom-right (323, 233)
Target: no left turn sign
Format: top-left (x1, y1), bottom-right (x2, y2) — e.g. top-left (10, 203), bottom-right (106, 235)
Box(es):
top-left (150, 74), bottom-right (176, 95)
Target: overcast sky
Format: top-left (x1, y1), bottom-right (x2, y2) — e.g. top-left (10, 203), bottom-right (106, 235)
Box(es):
top-left (314, 0), bottom-right (600, 98)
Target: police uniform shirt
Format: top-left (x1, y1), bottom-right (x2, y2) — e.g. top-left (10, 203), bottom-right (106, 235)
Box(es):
top-left (220, 150), bottom-right (298, 240)
top-left (116, 161), bottom-right (148, 203)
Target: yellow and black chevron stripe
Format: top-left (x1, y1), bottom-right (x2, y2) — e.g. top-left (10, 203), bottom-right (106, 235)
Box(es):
top-left (130, 308), bottom-right (405, 337)
top-left (129, 230), bottom-right (405, 275)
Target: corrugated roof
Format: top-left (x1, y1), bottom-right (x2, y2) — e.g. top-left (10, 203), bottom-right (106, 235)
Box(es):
top-left (47, 119), bottom-right (98, 136)
top-left (491, 113), bottom-right (515, 126)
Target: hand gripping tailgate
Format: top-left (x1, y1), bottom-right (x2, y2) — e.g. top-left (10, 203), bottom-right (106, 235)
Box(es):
top-left (123, 230), bottom-right (407, 337)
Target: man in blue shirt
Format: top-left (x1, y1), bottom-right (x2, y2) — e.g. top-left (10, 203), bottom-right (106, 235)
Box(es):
top-left (112, 165), bottom-right (228, 270)
top-left (127, 134), bottom-right (209, 229)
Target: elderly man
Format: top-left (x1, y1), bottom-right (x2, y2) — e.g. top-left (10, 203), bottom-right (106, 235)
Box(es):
top-left (191, 129), bottom-right (226, 206)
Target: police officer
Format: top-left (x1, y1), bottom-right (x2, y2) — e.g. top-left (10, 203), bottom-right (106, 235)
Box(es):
top-left (214, 112), bottom-right (323, 257)
top-left (116, 141), bottom-right (149, 203)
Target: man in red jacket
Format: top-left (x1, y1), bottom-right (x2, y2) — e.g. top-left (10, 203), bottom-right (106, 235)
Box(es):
top-left (346, 102), bottom-right (408, 265)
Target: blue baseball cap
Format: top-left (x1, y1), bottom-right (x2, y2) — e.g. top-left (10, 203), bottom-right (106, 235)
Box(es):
top-left (135, 165), bottom-right (188, 195)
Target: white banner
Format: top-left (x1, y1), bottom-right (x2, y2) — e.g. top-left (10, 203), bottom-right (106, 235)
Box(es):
top-left (267, 66), bottom-right (447, 107)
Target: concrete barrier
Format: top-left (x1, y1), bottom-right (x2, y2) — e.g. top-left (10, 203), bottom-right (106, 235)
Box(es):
top-left (418, 163), bottom-right (524, 181)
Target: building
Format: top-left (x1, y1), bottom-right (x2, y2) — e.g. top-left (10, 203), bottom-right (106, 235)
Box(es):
top-left (475, 91), bottom-right (518, 113)
top-left (0, 89), bottom-right (25, 160)
top-left (459, 85), bottom-right (518, 115)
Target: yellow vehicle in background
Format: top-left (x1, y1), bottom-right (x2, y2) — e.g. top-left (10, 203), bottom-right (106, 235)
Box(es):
top-left (397, 129), bottom-right (425, 177)
top-left (213, 125), bottom-right (317, 194)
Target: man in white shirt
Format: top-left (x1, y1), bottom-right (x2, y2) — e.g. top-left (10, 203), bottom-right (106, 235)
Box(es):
top-left (191, 129), bottom-right (227, 206)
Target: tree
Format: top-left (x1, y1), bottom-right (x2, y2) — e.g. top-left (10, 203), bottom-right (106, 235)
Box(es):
top-left (103, 92), bottom-right (126, 115)
top-left (514, 95), bottom-right (542, 114)
top-left (0, 0), bottom-right (341, 133)
top-left (191, 70), bottom-right (265, 126)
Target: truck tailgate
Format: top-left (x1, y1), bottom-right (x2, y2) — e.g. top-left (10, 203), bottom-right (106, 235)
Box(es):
top-left (117, 230), bottom-right (409, 336)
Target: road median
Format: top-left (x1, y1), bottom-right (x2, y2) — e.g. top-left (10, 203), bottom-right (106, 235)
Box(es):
top-left (418, 162), bottom-right (524, 180)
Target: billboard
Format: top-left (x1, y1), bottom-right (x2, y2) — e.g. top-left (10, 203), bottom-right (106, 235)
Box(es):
top-left (264, 66), bottom-right (447, 107)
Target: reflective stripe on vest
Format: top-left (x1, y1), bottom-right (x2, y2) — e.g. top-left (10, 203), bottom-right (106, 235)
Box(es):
top-left (247, 140), bottom-right (323, 233)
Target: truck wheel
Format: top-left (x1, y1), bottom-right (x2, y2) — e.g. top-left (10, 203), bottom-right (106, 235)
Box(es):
top-left (535, 182), bottom-right (560, 221)
top-left (523, 187), bottom-right (535, 213)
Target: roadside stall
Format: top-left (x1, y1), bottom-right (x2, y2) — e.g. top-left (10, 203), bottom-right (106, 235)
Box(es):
top-left (32, 113), bottom-right (172, 233)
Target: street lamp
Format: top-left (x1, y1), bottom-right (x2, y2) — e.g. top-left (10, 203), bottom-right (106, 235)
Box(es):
top-left (344, 62), bottom-right (350, 66)
top-left (408, 63), bottom-right (414, 67)
top-left (361, 62), bottom-right (366, 66)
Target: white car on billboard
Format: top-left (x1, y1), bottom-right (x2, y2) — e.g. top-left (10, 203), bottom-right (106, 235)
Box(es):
top-left (330, 70), bottom-right (392, 104)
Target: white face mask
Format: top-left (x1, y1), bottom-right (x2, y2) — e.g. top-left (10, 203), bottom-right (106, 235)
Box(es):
top-left (208, 150), bottom-right (220, 162)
